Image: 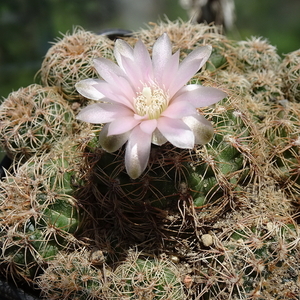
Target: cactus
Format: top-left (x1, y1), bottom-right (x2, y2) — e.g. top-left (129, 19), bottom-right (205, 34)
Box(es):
top-left (106, 250), bottom-right (185, 300)
top-left (0, 20), bottom-right (300, 299)
top-left (38, 250), bottom-right (184, 300)
top-left (281, 49), bottom-right (300, 102)
top-left (0, 84), bottom-right (75, 160)
top-left (0, 137), bottom-right (87, 283)
top-left (262, 100), bottom-right (300, 202)
top-left (38, 249), bottom-right (106, 300)
top-left (235, 36), bottom-right (281, 72)
top-left (186, 213), bottom-right (300, 299)
top-left (0, 176), bottom-right (79, 282)
top-left (79, 96), bottom-right (262, 252)
top-left (39, 27), bottom-right (114, 102)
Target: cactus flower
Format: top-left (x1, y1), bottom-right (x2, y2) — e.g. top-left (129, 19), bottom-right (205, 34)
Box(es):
top-left (76, 33), bottom-right (226, 179)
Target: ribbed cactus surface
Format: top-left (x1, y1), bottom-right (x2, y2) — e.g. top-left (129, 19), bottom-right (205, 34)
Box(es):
top-left (107, 252), bottom-right (184, 299)
top-left (0, 138), bottom-right (85, 282)
top-left (0, 84), bottom-right (74, 160)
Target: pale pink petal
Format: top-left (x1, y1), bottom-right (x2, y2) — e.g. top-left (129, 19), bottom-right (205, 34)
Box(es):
top-left (114, 39), bottom-right (134, 69)
top-left (75, 74), bottom-right (136, 108)
top-left (169, 45), bottom-right (212, 95)
top-left (169, 60), bottom-right (200, 95)
top-left (152, 129), bottom-right (167, 145)
top-left (114, 41), bottom-right (146, 88)
top-left (75, 79), bottom-right (105, 100)
top-left (92, 81), bottom-right (123, 103)
top-left (106, 71), bottom-right (135, 98)
top-left (157, 117), bottom-right (194, 148)
top-left (107, 116), bottom-right (140, 136)
top-left (181, 45), bottom-right (212, 70)
top-left (76, 103), bottom-right (131, 124)
top-left (139, 119), bottom-right (157, 135)
top-left (183, 114), bottom-right (214, 144)
top-left (153, 33), bottom-right (172, 82)
top-left (93, 58), bottom-right (125, 84)
top-left (161, 100), bottom-right (196, 119)
top-left (134, 40), bottom-right (153, 81)
top-left (104, 72), bottom-right (136, 109)
top-left (174, 85), bottom-right (227, 107)
top-left (161, 50), bottom-right (180, 91)
top-left (93, 80), bottom-right (135, 109)
top-left (134, 114), bottom-right (146, 121)
top-left (125, 126), bottom-right (152, 179)
top-left (99, 124), bottom-right (130, 152)
top-left (118, 55), bottom-right (144, 90)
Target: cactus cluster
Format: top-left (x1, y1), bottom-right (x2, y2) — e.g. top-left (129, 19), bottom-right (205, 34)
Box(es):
top-left (0, 20), bottom-right (299, 299)
top-left (38, 249), bottom-right (184, 300)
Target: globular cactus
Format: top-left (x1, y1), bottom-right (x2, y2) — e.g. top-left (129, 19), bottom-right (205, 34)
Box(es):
top-left (281, 49), bottom-right (300, 102)
top-left (79, 104), bottom-right (261, 252)
top-left (263, 100), bottom-right (300, 203)
top-left (0, 176), bottom-right (79, 283)
top-left (0, 84), bottom-right (75, 160)
top-left (0, 137), bottom-right (87, 283)
top-left (38, 249), bottom-right (184, 300)
top-left (106, 250), bottom-right (185, 300)
top-left (39, 27), bottom-right (113, 101)
top-left (79, 84), bottom-right (263, 253)
top-left (235, 36), bottom-right (281, 72)
top-left (38, 248), bottom-right (106, 300)
top-left (23, 135), bottom-right (90, 195)
top-left (186, 213), bottom-right (300, 299)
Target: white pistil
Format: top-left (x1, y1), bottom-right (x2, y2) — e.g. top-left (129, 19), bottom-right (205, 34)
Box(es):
top-left (135, 85), bottom-right (168, 119)
top-left (142, 87), bottom-right (152, 106)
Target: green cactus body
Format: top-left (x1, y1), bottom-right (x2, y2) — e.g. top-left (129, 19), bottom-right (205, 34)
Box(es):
top-left (186, 102), bottom-right (258, 207)
top-left (39, 27), bottom-right (113, 101)
top-left (0, 183), bottom-right (80, 281)
top-left (263, 101), bottom-right (300, 200)
top-left (38, 249), bottom-right (105, 300)
top-left (0, 138), bottom-right (86, 282)
top-left (0, 84), bottom-right (75, 160)
top-left (186, 215), bottom-right (300, 299)
top-left (281, 49), bottom-right (300, 102)
top-left (204, 38), bottom-right (234, 73)
top-left (107, 253), bottom-right (184, 299)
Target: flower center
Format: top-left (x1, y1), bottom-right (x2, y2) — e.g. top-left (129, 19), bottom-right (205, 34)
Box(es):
top-left (134, 85), bottom-right (169, 119)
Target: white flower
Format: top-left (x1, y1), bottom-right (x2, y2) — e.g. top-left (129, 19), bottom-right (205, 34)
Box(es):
top-left (76, 33), bottom-right (226, 179)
